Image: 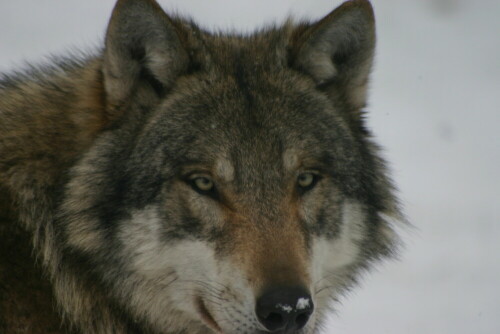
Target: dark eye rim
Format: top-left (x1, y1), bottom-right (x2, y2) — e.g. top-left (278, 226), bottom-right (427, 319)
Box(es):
top-left (296, 172), bottom-right (322, 194)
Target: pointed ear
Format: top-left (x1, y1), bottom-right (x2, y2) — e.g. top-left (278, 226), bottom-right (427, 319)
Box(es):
top-left (293, 0), bottom-right (376, 111)
top-left (103, 0), bottom-right (189, 108)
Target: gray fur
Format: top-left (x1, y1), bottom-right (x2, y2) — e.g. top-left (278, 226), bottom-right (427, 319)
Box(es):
top-left (0, 0), bottom-right (401, 333)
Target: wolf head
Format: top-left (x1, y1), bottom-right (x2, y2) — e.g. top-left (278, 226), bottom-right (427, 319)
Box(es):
top-left (58, 0), bottom-right (400, 333)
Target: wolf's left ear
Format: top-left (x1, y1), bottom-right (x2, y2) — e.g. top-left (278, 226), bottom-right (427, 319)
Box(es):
top-left (293, 0), bottom-right (375, 111)
top-left (103, 0), bottom-right (189, 109)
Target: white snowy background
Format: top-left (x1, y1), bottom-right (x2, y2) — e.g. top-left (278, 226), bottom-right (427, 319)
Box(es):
top-left (1, 1), bottom-right (498, 333)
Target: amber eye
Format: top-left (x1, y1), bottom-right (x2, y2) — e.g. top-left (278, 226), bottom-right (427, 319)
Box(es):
top-left (297, 172), bottom-right (320, 193)
top-left (192, 176), bottom-right (214, 192)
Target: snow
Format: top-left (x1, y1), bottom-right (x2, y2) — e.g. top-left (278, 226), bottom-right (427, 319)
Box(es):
top-left (277, 304), bottom-right (294, 314)
top-left (296, 297), bottom-right (311, 310)
top-left (1, 1), bottom-right (499, 333)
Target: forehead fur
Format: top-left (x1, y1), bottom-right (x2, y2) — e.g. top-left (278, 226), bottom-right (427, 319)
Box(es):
top-left (147, 18), bottom-right (353, 155)
top-left (119, 6), bottom-right (385, 209)
top-left (177, 19), bottom-right (298, 74)
top-left (146, 32), bottom-right (352, 176)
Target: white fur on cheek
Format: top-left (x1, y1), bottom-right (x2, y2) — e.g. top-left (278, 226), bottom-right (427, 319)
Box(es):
top-left (117, 206), bottom-right (218, 332)
top-left (330, 200), bottom-right (366, 268)
top-left (312, 200), bottom-right (366, 301)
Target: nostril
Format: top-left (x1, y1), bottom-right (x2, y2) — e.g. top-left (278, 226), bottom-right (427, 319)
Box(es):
top-left (263, 312), bottom-right (285, 329)
top-left (295, 310), bottom-right (312, 329)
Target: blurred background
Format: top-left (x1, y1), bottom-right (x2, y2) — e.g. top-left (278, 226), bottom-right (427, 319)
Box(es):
top-left (1, 1), bottom-right (498, 333)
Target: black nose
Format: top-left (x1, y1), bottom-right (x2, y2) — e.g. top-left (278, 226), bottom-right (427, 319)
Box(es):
top-left (256, 286), bottom-right (314, 332)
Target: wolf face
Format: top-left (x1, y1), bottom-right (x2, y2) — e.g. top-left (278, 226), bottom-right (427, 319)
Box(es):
top-left (1, 1), bottom-right (400, 333)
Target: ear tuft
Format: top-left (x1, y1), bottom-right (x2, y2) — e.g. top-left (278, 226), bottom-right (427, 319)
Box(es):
top-left (294, 0), bottom-right (376, 110)
top-left (103, 0), bottom-right (189, 109)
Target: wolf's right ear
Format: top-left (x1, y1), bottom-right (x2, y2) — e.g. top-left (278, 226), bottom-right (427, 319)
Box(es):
top-left (103, 0), bottom-right (189, 109)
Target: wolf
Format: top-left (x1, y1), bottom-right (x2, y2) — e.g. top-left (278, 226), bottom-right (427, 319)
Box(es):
top-left (0, 0), bottom-right (401, 333)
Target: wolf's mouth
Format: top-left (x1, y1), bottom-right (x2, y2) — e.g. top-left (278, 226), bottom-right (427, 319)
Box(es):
top-left (196, 296), bottom-right (222, 333)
